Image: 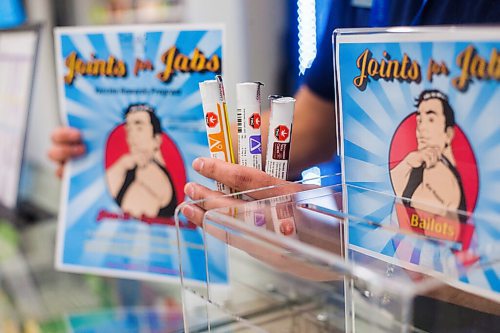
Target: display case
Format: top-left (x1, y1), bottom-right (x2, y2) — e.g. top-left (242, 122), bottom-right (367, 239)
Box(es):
top-left (175, 176), bottom-right (499, 332)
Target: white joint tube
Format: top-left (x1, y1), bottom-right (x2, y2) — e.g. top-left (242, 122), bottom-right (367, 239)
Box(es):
top-left (199, 75), bottom-right (235, 194)
top-left (265, 96), bottom-right (296, 180)
top-left (236, 82), bottom-right (263, 170)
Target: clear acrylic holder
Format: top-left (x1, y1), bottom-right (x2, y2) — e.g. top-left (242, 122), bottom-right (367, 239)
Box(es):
top-left (175, 175), bottom-right (499, 332)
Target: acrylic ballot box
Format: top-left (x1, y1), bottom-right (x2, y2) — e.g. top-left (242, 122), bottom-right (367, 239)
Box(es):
top-left (175, 178), bottom-right (499, 332)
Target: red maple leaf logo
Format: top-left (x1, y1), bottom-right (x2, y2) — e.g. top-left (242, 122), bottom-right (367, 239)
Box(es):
top-left (249, 113), bottom-right (261, 129)
top-left (274, 125), bottom-right (289, 141)
top-left (206, 112), bottom-right (218, 128)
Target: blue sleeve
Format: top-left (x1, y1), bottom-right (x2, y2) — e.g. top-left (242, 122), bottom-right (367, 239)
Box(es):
top-left (302, 21), bottom-right (335, 102)
top-left (302, 0), bottom-right (499, 102)
top-left (421, 0), bottom-right (500, 25)
top-left (303, 1), bottom-right (371, 102)
top-left (388, 0), bottom-right (500, 25)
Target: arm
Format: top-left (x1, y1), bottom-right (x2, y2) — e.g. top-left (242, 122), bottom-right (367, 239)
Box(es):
top-left (391, 148), bottom-right (440, 197)
top-left (288, 86), bottom-right (337, 178)
top-left (390, 158), bottom-right (416, 197)
top-left (106, 155), bottom-right (136, 198)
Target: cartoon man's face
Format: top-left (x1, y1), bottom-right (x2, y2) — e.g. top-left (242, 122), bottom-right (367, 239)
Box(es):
top-left (125, 111), bottom-right (160, 158)
top-left (416, 98), bottom-right (454, 152)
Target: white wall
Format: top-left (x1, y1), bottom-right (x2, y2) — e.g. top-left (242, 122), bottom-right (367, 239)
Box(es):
top-left (183, 0), bottom-right (247, 118)
top-left (242, 0), bottom-right (287, 99)
top-left (183, 0), bottom-right (286, 118)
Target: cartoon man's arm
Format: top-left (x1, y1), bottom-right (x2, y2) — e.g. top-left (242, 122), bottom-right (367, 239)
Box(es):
top-left (391, 159), bottom-right (415, 197)
top-left (391, 148), bottom-right (440, 197)
top-left (106, 154), bottom-right (137, 198)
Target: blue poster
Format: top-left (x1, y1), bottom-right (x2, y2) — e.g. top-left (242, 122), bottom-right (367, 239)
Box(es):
top-left (335, 28), bottom-right (499, 296)
top-left (54, 25), bottom-right (227, 284)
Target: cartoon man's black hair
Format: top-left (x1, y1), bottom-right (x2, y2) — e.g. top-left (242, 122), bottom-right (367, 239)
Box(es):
top-left (415, 90), bottom-right (455, 130)
top-left (124, 103), bottom-right (161, 135)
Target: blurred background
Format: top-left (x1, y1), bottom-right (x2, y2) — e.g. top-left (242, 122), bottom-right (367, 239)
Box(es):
top-left (0, 0), bottom-right (331, 330)
top-left (8, 0), bottom-right (333, 213)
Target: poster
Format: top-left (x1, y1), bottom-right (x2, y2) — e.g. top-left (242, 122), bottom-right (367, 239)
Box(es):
top-left (55, 25), bottom-right (228, 284)
top-left (335, 27), bottom-right (499, 296)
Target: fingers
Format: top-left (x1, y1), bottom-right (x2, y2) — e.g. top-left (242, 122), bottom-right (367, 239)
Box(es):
top-left (47, 144), bottom-right (86, 163)
top-left (51, 127), bottom-right (82, 144)
top-left (407, 147), bottom-right (440, 169)
top-left (422, 147), bottom-right (440, 168)
top-left (55, 164), bottom-right (65, 179)
top-left (179, 203), bottom-right (206, 227)
top-left (184, 182), bottom-right (242, 211)
top-left (191, 157), bottom-right (315, 200)
top-left (192, 157), bottom-right (286, 194)
top-left (48, 127), bottom-right (85, 163)
top-left (421, 151), bottom-right (432, 168)
top-left (179, 180), bottom-right (243, 228)
top-left (48, 127), bottom-right (85, 178)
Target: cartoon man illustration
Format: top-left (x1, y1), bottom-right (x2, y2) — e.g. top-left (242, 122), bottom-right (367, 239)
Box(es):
top-left (390, 90), bottom-right (466, 215)
top-left (106, 104), bottom-right (182, 219)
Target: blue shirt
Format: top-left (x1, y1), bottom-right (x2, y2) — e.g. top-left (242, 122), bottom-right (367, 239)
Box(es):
top-left (304, 0), bottom-right (500, 102)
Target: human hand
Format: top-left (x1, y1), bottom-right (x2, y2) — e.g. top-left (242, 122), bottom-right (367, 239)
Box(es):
top-left (48, 127), bottom-right (85, 178)
top-left (404, 147), bottom-right (441, 169)
top-left (180, 157), bottom-right (314, 226)
top-left (115, 151), bottom-right (151, 170)
top-left (131, 151), bottom-right (151, 168)
top-left (178, 157), bottom-right (340, 281)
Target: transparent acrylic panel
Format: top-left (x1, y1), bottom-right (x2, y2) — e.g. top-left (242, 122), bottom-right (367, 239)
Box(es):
top-left (175, 178), bottom-right (346, 332)
top-left (175, 175), bottom-right (499, 332)
top-left (332, 27), bottom-right (500, 332)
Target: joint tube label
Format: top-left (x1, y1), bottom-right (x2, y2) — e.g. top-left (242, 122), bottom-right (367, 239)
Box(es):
top-left (265, 97), bottom-right (295, 180)
top-left (271, 196), bottom-right (298, 239)
top-left (199, 76), bottom-right (235, 194)
top-left (236, 82), bottom-right (263, 170)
